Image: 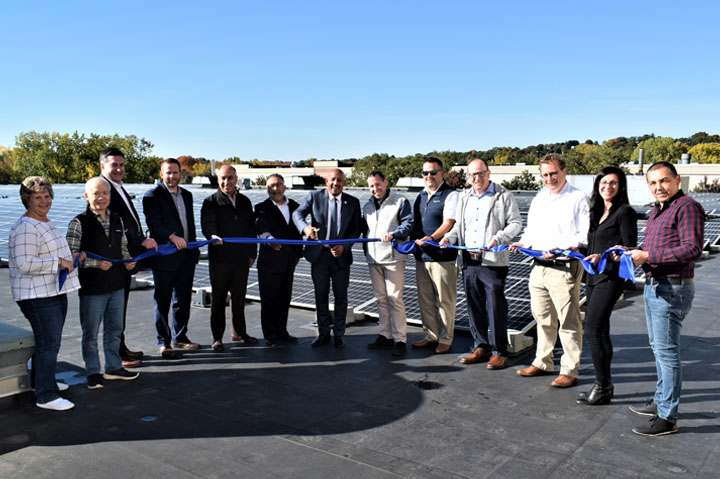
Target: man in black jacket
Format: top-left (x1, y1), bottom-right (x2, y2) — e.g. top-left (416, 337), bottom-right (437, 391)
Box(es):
top-left (201, 164), bottom-right (258, 351)
top-left (255, 173), bottom-right (303, 346)
top-left (143, 158), bottom-right (200, 357)
top-left (99, 147), bottom-right (157, 367)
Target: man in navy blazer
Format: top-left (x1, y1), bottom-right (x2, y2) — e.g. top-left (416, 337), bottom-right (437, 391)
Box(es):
top-left (142, 158), bottom-right (201, 358)
top-left (292, 168), bottom-right (363, 348)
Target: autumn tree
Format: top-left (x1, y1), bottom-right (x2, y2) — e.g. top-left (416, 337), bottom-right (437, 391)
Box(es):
top-left (687, 143), bottom-right (720, 163)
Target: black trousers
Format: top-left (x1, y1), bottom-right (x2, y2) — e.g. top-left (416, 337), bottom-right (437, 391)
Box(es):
top-left (311, 249), bottom-right (350, 337)
top-left (118, 275), bottom-right (133, 357)
top-left (258, 264), bottom-right (296, 341)
top-left (584, 279), bottom-right (625, 386)
top-left (463, 262), bottom-right (509, 356)
top-left (209, 261), bottom-right (250, 341)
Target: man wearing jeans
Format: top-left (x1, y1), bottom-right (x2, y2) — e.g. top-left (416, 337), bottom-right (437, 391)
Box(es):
top-left (627, 161), bottom-right (704, 436)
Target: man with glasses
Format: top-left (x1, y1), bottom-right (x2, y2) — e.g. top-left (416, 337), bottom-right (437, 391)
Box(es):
top-left (511, 153), bottom-right (589, 388)
top-left (411, 157), bottom-right (459, 354)
top-left (441, 159), bottom-right (522, 369)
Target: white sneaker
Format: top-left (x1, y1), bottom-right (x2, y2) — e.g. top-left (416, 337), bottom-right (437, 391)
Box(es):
top-left (36, 397), bottom-right (75, 411)
top-left (57, 382), bottom-right (69, 391)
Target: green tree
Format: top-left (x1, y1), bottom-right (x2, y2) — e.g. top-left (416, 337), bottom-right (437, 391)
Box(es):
top-left (348, 153), bottom-right (396, 186)
top-left (631, 137), bottom-right (687, 165)
top-left (501, 170), bottom-right (541, 191)
top-left (687, 143), bottom-right (720, 163)
top-left (565, 144), bottom-right (625, 175)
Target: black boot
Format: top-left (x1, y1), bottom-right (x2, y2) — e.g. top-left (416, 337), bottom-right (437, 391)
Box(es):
top-left (576, 383), bottom-right (614, 406)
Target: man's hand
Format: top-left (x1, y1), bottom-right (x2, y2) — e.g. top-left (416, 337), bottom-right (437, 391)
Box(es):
top-left (142, 238), bottom-right (158, 251)
top-left (169, 234), bottom-right (187, 250)
top-left (382, 233), bottom-right (394, 242)
top-left (542, 247), bottom-right (560, 260)
top-left (509, 242), bottom-right (524, 253)
top-left (415, 235), bottom-right (433, 246)
top-left (330, 245), bottom-right (344, 257)
top-left (439, 237), bottom-right (451, 248)
top-left (210, 234), bottom-right (223, 245)
top-left (248, 258), bottom-right (255, 268)
top-left (629, 249), bottom-right (649, 267)
top-left (304, 226), bottom-right (319, 240)
top-left (125, 261), bottom-right (137, 270)
top-left (98, 260), bottom-right (112, 271)
top-left (584, 253), bottom-right (600, 265)
top-left (487, 239), bottom-right (498, 249)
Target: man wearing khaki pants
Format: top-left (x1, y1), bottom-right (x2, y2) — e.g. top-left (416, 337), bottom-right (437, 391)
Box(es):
top-left (511, 154), bottom-right (589, 387)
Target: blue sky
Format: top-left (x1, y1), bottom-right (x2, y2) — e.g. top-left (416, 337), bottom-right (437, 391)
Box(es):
top-left (2, 1), bottom-right (719, 162)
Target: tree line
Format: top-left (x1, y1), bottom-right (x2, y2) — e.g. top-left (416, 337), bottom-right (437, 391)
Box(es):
top-left (1, 130), bottom-right (719, 185)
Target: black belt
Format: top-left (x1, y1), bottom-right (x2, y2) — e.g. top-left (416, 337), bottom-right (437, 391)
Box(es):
top-left (533, 258), bottom-right (571, 268)
top-left (648, 276), bottom-right (694, 285)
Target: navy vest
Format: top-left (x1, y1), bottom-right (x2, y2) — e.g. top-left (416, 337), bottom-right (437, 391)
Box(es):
top-left (412, 183), bottom-right (458, 263)
top-left (76, 207), bottom-right (127, 296)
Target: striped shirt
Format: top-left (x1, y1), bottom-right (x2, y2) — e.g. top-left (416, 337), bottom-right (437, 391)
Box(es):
top-left (66, 208), bottom-right (131, 268)
top-left (639, 191), bottom-right (705, 278)
top-left (9, 216), bottom-right (81, 301)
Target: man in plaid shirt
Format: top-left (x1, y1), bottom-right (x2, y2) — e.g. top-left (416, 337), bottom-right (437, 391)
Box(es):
top-left (625, 161), bottom-right (705, 436)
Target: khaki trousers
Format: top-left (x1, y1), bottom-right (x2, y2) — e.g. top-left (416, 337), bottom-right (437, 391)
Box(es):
top-left (369, 263), bottom-right (407, 343)
top-left (529, 261), bottom-right (583, 377)
top-left (416, 260), bottom-right (458, 345)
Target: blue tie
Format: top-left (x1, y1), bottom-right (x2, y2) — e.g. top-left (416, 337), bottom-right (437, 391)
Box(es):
top-left (329, 197), bottom-right (338, 240)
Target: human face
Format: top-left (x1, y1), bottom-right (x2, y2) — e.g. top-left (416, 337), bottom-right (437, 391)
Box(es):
top-left (160, 162), bottom-right (181, 190)
top-left (367, 175), bottom-right (388, 200)
top-left (467, 159), bottom-right (490, 195)
top-left (598, 173), bottom-right (620, 203)
top-left (540, 161), bottom-right (567, 194)
top-left (26, 190), bottom-right (53, 220)
top-left (647, 167), bottom-right (681, 205)
top-left (85, 180), bottom-right (110, 213)
top-left (101, 155), bottom-right (126, 184)
top-left (218, 166), bottom-right (238, 196)
top-left (326, 169), bottom-right (345, 196)
top-left (422, 162), bottom-right (444, 191)
top-left (267, 176), bottom-right (286, 203)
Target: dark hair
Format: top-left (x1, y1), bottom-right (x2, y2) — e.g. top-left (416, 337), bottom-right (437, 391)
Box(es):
top-left (589, 166), bottom-right (629, 228)
top-left (99, 147), bottom-right (124, 163)
top-left (267, 173), bottom-right (284, 183)
top-left (161, 157), bottom-right (181, 169)
top-left (646, 161), bottom-right (678, 177)
top-left (539, 153), bottom-right (566, 170)
top-left (367, 170), bottom-right (386, 181)
top-left (423, 157), bottom-right (443, 170)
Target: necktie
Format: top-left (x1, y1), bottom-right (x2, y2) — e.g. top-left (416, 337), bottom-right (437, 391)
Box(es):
top-left (329, 198), bottom-right (338, 240)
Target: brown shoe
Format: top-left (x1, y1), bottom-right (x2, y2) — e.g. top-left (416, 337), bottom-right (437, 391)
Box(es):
top-left (434, 343), bottom-right (451, 354)
top-left (122, 350), bottom-right (144, 360)
top-left (551, 374), bottom-right (577, 388)
top-left (516, 365), bottom-right (548, 377)
top-left (487, 355), bottom-right (508, 370)
top-left (158, 346), bottom-right (178, 358)
top-left (122, 359), bottom-right (142, 368)
top-left (412, 338), bottom-right (439, 349)
top-left (461, 347), bottom-right (491, 364)
top-left (230, 334), bottom-right (243, 342)
top-left (172, 341), bottom-right (201, 350)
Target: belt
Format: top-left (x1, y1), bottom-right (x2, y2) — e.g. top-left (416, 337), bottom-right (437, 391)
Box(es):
top-left (647, 276), bottom-right (694, 285)
top-left (533, 258), bottom-right (571, 268)
top-left (468, 252), bottom-right (483, 260)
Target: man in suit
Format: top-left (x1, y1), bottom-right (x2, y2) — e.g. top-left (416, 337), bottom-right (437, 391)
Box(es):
top-left (255, 173), bottom-right (303, 346)
top-left (142, 158), bottom-right (200, 358)
top-left (200, 164), bottom-right (258, 352)
top-left (292, 168), bottom-right (363, 348)
top-left (99, 147), bottom-right (158, 368)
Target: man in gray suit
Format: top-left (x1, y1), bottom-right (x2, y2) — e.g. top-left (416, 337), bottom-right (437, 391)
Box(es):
top-left (293, 169), bottom-right (363, 348)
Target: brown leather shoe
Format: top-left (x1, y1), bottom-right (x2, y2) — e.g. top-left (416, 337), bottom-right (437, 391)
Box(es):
top-left (461, 347), bottom-right (491, 364)
top-left (412, 338), bottom-right (439, 349)
top-left (158, 346), bottom-right (178, 359)
top-left (516, 365), bottom-right (548, 377)
top-left (487, 355), bottom-right (508, 370)
top-left (551, 374), bottom-right (578, 388)
top-left (122, 350), bottom-right (144, 360)
top-left (172, 341), bottom-right (201, 350)
top-left (434, 343), bottom-right (451, 354)
top-left (122, 359), bottom-right (142, 368)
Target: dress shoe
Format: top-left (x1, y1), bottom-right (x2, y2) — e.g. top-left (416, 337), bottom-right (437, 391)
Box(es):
top-left (334, 336), bottom-right (345, 349)
top-left (172, 341), bottom-right (201, 350)
top-left (516, 365), bottom-right (548, 377)
top-left (392, 341), bottom-right (407, 357)
top-left (122, 359), bottom-right (142, 368)
top-left (368, 334), bottom-right (394, 349)
top-left (231, 334), bottom-right (243, 342)
top-left (311, 334), bottom-right (331, 348)
top-left (265, 339), bottom-right (279, 347)
top-left (122, 349), bottom-right (144, 360)
top-left (576, 383), bottom-right (614, 405)
top-left (212, 340), bottom-right (224, 351)
top-left (435, 343), bottom-right (451, 354)
top-left (280, 334), bottom-right (298, 343)
top-left (551, 374), bottom-right (578, 388)
top-left (158, 346), bottom-right (178, 358)
top-left (487, 355), bottom-right (508, 370)
top-left (461, 347), bottom-right (491, 364)
top-left (241, 335), bottom-right (258, 344)
top-left (412, 338), bottom-right (439, 349)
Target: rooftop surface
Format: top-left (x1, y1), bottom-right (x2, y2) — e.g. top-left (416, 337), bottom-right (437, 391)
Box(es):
top-left (1, 248), bottom-right (719, 478)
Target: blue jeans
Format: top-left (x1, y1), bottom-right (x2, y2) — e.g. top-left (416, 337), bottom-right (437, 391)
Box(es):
top-left (644, 278), bottom-right (695, 423)
top-left (17, 294), bottom-right (68, 404)
top-left (79, 289), bottom-right (124, 375)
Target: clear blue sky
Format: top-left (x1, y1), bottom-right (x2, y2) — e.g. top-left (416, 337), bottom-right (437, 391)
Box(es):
top-left (2, 1), bottom-right (719, 162)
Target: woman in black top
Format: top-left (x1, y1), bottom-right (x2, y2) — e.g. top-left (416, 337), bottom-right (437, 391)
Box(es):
top-left (577, 166), bottom-right (637, 406)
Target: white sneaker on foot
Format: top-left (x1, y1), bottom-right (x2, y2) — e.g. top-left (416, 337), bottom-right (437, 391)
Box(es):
top-left (36, 397), bottom-right (75, 411)
top-left (57, 382), bottom-right (69, 391)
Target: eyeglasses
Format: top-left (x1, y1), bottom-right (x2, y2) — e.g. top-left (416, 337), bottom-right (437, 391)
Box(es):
top-left (422, 170), bottom-right (439, 176)
top-left (467, 170), bottom-right (489, 179)
top-left (600, 180), bottom-right (619, 187)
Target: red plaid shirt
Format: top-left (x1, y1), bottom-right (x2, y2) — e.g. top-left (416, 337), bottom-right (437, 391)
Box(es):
top-left (639, 190), bottom-right (705, 278)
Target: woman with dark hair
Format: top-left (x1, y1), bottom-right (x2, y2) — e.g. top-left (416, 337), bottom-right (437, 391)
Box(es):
top-left (577, 166), bottom-right (637, 405)
top-left (9, 176), bottom-right (81, 411)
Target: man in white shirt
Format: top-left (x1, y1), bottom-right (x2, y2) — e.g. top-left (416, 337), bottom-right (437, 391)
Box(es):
top-left (511, 154), bottom-right (589, 387)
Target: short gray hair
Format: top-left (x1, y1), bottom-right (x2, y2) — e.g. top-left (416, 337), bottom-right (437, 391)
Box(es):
top-left (20, 176), bottom-right (54, 209)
